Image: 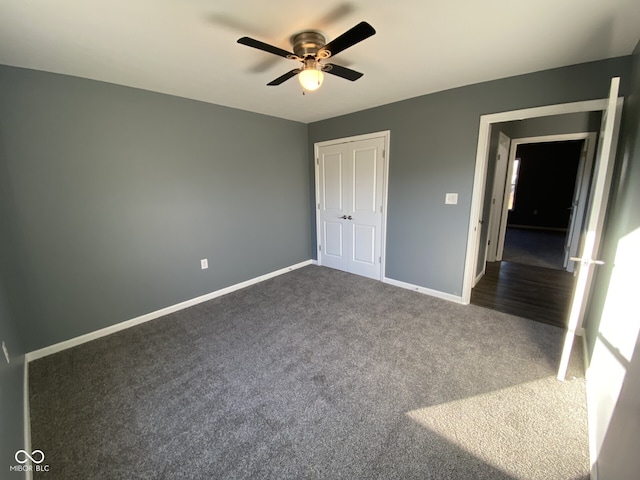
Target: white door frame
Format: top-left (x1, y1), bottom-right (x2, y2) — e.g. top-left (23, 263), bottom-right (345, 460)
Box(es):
top-left (462, 99), bottom-right (610, 304)
top-left (314, 130), bottom-right (391, 280)
top-left (494, 132), bottom-right (597, 265)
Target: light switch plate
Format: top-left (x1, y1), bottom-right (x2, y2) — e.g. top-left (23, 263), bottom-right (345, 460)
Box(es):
top-left (445, 193), bottom-right (458, 205)
top-left (200, 259), bottom-right (208, 270)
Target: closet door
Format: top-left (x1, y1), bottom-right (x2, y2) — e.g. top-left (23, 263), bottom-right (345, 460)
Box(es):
top-left (317, 136), bottom-right (385, 280)
top-left (317, 142), bottom-right (350, 272)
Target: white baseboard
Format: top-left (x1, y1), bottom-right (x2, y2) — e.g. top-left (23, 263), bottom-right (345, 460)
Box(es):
top-left (383, 277), bottom-right (465, 304)
top-left (582, 333), bottom-right (598, 480)
top-left (23, 359), bottom-right (32, 480)
top-left (25, 260), bottom-right (313, 362)
top-left (473, 268), bottom-right (485, 287)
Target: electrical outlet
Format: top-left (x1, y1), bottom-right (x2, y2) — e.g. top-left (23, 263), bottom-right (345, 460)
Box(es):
top-left (200, 258), bottom-right (208, 270)
top-left (2, 341), bottom-right (9, 364)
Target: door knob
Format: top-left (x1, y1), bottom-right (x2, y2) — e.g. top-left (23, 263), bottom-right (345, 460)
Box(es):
top-left (340, 215), bottom-right (347, 219)
top-left (347, 215), bottom-right (353, 220)
top-left (570, 256), bottom-right (605, 266)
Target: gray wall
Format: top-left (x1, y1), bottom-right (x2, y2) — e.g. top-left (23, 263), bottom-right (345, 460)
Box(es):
top-left (0, 120), bottom-right (28, 476)
top-left (583, 39), bottom-right (640, 478)
top-left (0, 66), bottom-right (311, 353)
top-left (308, 58), bottom-right (631, 296)
top-left (0, 281), bottom-right (26, 476)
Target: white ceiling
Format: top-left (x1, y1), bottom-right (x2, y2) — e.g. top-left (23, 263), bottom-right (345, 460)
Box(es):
top-left (1, 1), bottom-right (639, 123)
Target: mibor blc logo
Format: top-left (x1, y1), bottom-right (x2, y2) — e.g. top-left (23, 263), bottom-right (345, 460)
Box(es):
top-left (10, 449), bottom-right (50, 473)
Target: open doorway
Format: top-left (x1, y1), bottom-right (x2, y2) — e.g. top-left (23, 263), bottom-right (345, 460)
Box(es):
top-left (502, 139), bottom-right (585, 270)
top-left (490, 132), bottom-right (598, 274)
top-left (466, 111), bottom-right (604, 328)
top-left (472, 138), bottom-right (591, 328)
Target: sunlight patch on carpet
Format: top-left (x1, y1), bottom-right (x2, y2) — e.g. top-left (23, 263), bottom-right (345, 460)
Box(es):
top-left (406, 376), bottom-right (589, 479)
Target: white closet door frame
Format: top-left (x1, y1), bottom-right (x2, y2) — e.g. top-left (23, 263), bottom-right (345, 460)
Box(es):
top-left (314, 130), bottom-right (391, 280)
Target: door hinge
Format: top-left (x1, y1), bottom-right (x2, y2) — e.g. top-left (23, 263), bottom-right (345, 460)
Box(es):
top-left (316, 158), bottom-right (319, 165)
top-left (488, 240), bottom-right (491, 245)
top-left (382, 149), bottom-right (385, 159)
top-left (319, 245), bottom-right (322, 251)
top-left (379, 256), bottom-right (382, 263)
top-left (317, 203), bottom-right (320, 209)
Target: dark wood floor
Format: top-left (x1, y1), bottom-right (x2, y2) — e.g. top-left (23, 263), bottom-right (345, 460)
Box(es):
top-left (471, 261), bottom-right (576, 329)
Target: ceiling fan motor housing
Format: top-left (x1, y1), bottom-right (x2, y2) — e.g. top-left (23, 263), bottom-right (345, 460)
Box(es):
top-left (291, 31), bottom-right (329, 58)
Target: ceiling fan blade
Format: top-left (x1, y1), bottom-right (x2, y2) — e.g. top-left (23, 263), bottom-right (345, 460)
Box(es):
top-left (319, 21), bottom-right (376, 58)
top-left (267, 69), bottom-right (301, 86)
top-left (324, 64), bottom-right (364, 81)
top-left (237, 37), bottom-right (294, 58)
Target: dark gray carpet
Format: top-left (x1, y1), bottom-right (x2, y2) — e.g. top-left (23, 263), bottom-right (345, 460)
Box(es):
top-left (502, 228), bottom-right (568, 270)
top-left (29, 266), bottom-right (589, 479)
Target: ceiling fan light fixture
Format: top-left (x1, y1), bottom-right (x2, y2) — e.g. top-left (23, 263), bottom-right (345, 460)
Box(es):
top-left (238, 21), bottom-right (375, 89)
top-left (298, 67), bottom-right (324, 91)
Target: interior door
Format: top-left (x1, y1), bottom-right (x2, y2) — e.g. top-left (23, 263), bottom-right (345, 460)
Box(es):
top-left (317, 143), bottom-right (349, 271)
top-left (317, 136), bottom-right (386, 280)
top-left (557, 78), bottom-right (623, 380)
top-left (563, 134), bottom-right (596, 272)
top-left (487, 132), bottom-right (511, 262)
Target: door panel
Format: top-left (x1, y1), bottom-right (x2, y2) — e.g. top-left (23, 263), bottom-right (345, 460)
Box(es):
top-left (318, 145), bottom-right (348, 270)
top-left (324, 221), bottom-right (344, 258)
top-left (353, 224), bottom-right (376, 264)
top-left (353, 147), bottom-right (378, 212)
top-left (557, 77), bottom-right (623, 380)
top-left (322, 152), bottom-right (343, 211)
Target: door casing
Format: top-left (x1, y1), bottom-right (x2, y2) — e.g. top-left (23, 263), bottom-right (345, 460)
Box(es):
top-left (314, 130), bottom-right (391, 280)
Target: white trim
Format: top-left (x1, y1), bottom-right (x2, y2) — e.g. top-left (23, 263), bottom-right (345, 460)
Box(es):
top-left (582, 333), bottom-right (598, 480)
top-left (581, 330), bottom-right (590, 372)
top-left (510, 132), bottom-right (597, 145)
top-left (381, 136), bottom-right (391, 280)
top-left (25, 260), bottom-right (313, 362)
top-left (313, 130), bottom-right (391, 149)
top-left (314, 130), bottom-right (391, 281)
top-left (383, 277), bottom-right (465, 304)
top-left (480, 99), bottom-right (608, 124)
top-left (462, 98), bottom-right (611, 304)
top-left (23, 359), bottom-right (33, 480)
top-left (473, 269), bottom-right (485, 287)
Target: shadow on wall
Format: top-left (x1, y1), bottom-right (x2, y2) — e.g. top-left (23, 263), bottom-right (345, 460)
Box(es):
top-left (596, 326), bottom-right (640, 478)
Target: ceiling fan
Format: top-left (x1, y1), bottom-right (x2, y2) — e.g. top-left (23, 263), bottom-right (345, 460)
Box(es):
top-left (237, 21), bottom-right (376, 91)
